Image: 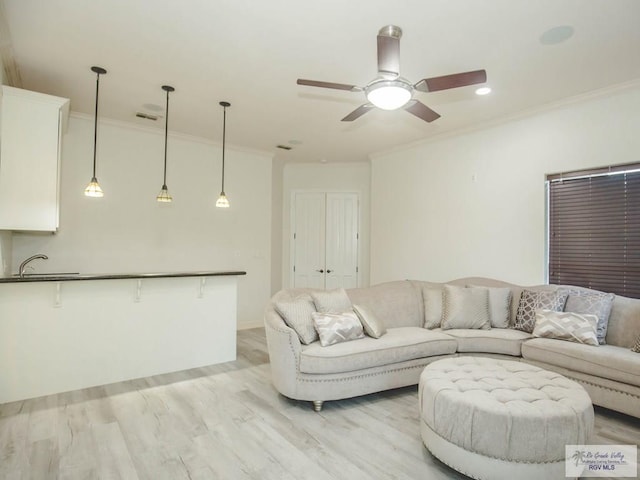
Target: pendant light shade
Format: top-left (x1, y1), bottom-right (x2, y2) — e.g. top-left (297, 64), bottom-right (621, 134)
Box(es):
top-left (85, 66), bottom-right (106, 197)
top-left (157, 85), bottom-right (175, 203)
top-left (216, 101), bottom-right (231, 208)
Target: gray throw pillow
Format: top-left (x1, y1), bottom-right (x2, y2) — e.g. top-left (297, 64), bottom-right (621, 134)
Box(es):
top-left (423, 287), bottom-right (444, 329)
top-left (274, 295), bottom-right (318, 344)
top-left (564, 292), bottom-right (614, 345)
top-left (311, 311), bottom-right (365, 347)
top-left (311, 288), bottom-right (352, 313)
top-left (352, 304), bottom-right (387, 338)
top-left (467, 285), bottom-right (512, 328)
top-left (514, 289), bottom-right (569, 333)
top-left (441, 285), bottom-right (491, 330)
top-left (632, 334), bottom-right (640, 353)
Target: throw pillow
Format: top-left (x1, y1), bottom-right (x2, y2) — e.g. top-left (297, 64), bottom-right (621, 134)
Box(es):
top-left (311, 288), bottom-right (352, 313)
top-left (514, 289), bottom-right (569, 333)
top-left (311, 311), bottom-right (365, 347)
top-left (352, 304), bottom-right (387, 338)
top-left (275, 295), bottom-right (318, 345)
top-left (564, 292), bottom-right (615, 345)
top-left (441, 285), bottom-right (491, 330)
top-left (423, 287), bottom-right (444, 329)
top-left (467, 285), bottom-right (512, 328)
top-left (533, 309), bottom-right (599, 346)
top-left (632, 334), bottom-right (640, 353)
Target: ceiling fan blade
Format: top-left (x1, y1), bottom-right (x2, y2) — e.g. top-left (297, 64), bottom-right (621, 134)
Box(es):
top-left (415, 69), bottom-right (487, 92)
top-left (341, 104), bottom-right (375, 122)
top-left (297, 79), bottom-right (361, 92)
top-left (404, 100), bottom-right (441, 123)
top-left (377, 31), bottom-right (400, 77)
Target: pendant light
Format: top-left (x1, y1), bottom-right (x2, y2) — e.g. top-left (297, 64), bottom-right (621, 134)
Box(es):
top-left (216, 101), bottom-right (231, 208)
top-left (156, 85), bottom-right (175, 203)
top-left (84, 66), bottom-right (107, 197)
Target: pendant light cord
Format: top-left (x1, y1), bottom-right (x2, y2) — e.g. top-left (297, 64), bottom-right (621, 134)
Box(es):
top-left (163, 88), bottom-right (169, 187)
top-left (221, 105), bottom-right (226, 193)
top-left (92, 71), bottom-right (101, 179)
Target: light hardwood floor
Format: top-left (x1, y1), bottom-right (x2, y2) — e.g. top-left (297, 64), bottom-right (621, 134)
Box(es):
top-left (1, 328), bottom-right (639, 479)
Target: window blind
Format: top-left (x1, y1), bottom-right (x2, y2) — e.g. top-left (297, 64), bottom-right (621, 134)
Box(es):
top-left (548, 169), bottom-right (640, 299)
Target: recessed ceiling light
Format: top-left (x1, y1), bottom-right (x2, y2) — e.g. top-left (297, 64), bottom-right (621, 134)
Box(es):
top-left (475, 87), bottom-right (491, 96)
top-left (540, 25), bottom-right (574, 45)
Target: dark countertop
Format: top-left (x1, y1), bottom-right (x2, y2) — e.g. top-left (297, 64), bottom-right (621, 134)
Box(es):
top-left (0, 270), bottom-right (247, 283)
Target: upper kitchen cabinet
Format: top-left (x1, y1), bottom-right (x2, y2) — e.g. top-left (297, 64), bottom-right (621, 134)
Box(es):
top-left (0, 86), bottom-right (70, 232)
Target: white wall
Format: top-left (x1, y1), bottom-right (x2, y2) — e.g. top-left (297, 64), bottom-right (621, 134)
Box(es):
top-left (370, 84), bottom-right (640, 285)
top-left (12, 115), bottom-right (273, 329)
top-left (282, 162), bottom-right (371, 289)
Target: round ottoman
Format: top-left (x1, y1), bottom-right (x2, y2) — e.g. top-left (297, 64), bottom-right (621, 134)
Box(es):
top-left (418, 357), bottom-right (594, 480)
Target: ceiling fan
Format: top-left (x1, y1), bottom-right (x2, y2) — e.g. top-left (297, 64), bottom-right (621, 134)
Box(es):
top-left (297, 25), bottom-right (487, 123)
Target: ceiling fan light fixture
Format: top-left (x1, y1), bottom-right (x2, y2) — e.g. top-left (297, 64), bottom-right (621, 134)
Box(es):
top-left (365, 80), bottom-right (412, 110)
top-left (475, 86), bottom-right (492, 96)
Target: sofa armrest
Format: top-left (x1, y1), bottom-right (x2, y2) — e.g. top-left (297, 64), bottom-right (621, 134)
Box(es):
top-left (264, 305), bottom-right (303, 398)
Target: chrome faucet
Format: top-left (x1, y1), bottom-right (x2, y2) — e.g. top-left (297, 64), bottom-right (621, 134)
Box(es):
top-left (19, 254), bottom-right (48, 278)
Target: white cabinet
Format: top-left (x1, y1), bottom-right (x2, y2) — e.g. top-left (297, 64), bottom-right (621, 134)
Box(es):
top-left (0, 86), bottom-right (70, 232)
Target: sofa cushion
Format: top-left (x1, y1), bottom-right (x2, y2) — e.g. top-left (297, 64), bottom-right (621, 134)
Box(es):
top-left (514, 289), bottom-right (569, 333)
top-left (564, 292), bottom-right (614, 345)
top-left (311, 288), bottom-right (352, 313)
top-left (443, 328), bottom-right (533, 356)
top-left (353, 303), bottom-right (387, 338)
top-left (533, 310), bottom-right (599, 346)
top-left (299, 327), bottom-right (457, 375)
top-left (603, 294), bottom-right (640, 349)
top-left (274, 295), bottom-right (318, 345)
top-left (522, 338), bottom-right (640, 388)
top-left (423, 287), bottom-right (444, 329)
top-left (347, 281), bottom-right (423, 328)
top-left (468, 285), bottom-right (512, 328)
top-left (441, 285), bottom-right (490, 330)
top-left (311, 311), bottom-right (364, 347)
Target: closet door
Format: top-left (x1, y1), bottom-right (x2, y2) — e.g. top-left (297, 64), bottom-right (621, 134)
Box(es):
top-left (292, 192), bottom-right (359, 289)
top-left (325, 193), bottom-right (358, 289)
top-left (292, 192), bottom-right (326, 289)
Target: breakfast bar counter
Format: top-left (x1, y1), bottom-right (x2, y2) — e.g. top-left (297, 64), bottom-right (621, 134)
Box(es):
top-left (0, 270), bottom-right (246, 404)
top-left (0, 270), bottom-right (246, 283)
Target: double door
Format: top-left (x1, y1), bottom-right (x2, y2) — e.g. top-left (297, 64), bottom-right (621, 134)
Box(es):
top-left (292, 192), bottom-right (359, 289)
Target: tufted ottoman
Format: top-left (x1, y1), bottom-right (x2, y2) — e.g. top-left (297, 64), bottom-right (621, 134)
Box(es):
top-left (418, 357), bottom-right (594, 480)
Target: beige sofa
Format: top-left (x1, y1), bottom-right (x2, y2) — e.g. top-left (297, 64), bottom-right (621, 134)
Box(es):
top-left (264, 277), bottom-right (640, 417)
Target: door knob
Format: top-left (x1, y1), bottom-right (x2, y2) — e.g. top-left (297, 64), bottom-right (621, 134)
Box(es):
top-left (316, 269), bottom-right (324, 273)
top-left (326, 269), bottom-right (333, 273)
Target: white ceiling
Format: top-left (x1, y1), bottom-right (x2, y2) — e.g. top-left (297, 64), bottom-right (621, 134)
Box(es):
top-left (3, 0), bottom-right (640, 163)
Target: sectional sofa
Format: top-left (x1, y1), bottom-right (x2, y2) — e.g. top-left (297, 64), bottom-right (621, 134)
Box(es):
top-left (264, 277), bottom-right (640, 417)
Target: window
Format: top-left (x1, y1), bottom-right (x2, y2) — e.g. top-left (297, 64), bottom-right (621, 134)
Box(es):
top-left (547, 163), bottom-right (640, 299)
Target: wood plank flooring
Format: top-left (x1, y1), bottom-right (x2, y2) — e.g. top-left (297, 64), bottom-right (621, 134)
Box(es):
top-left (1, 327), bottom-right (638, 479)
